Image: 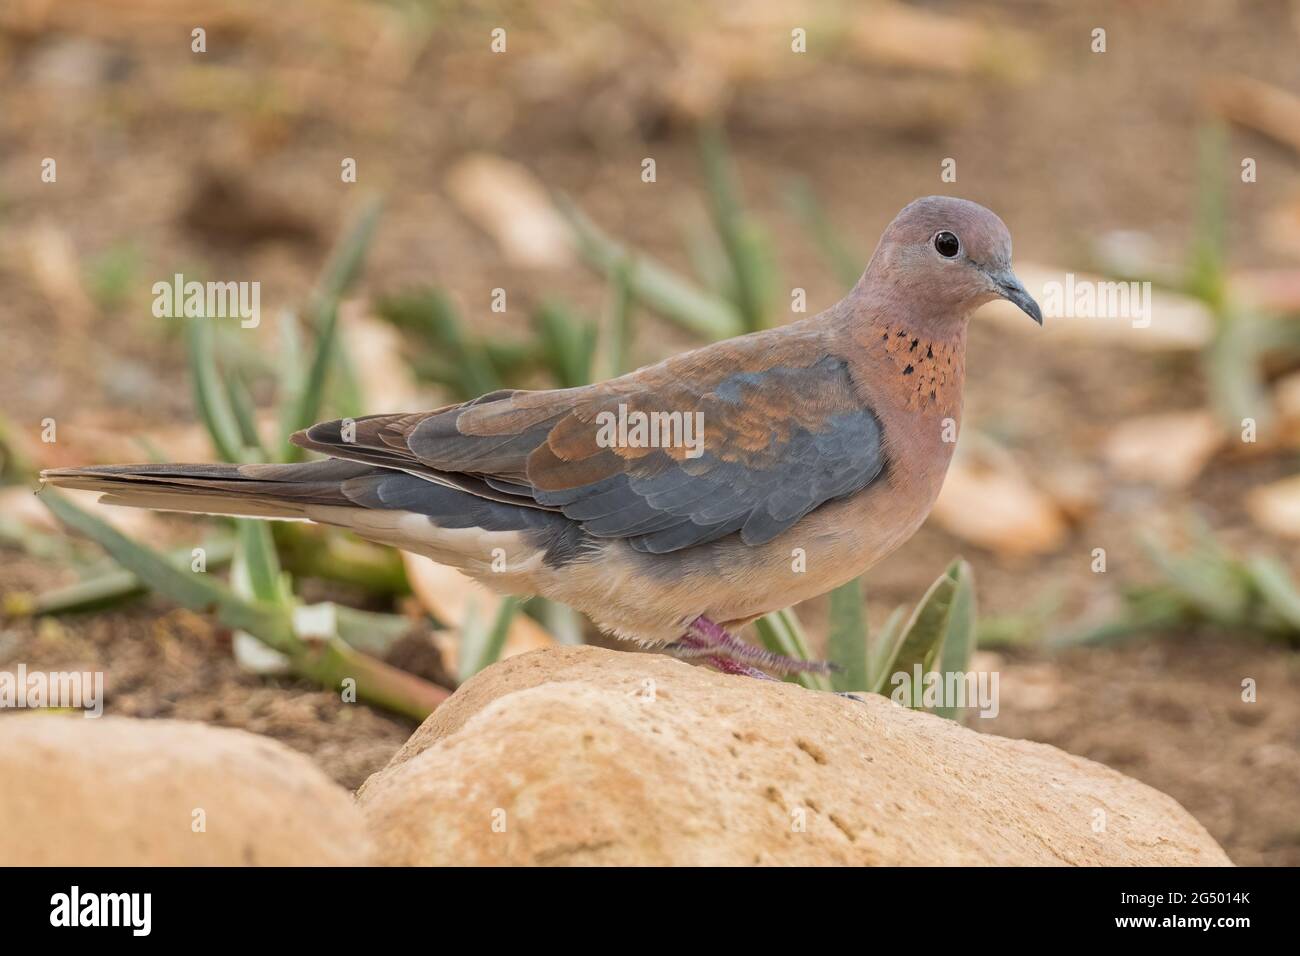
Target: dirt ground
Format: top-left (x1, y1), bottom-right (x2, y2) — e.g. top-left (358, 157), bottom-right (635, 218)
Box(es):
top-left (2, 1), bottom-right (1300, 866)
top-left (982, 638), bottom-right (1300, 867)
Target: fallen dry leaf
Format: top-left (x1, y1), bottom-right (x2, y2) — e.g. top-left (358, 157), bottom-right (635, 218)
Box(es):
top-left (1246, 475), bottom-right (1300, 539)
top-left (933, 444), bottom-right (1068, 556)
top-left (981, 263), bottom-right (1213, 349)
top-left (340, 301), bottom-right (428, 411)
top-left (1232, 267), bottom-right (1300, 312)
top-left (992, 661), bottom-right (1064, 712)
top-left (1104, 410), bottom-right (1226, 488)
top-left (848, 1), bottom-right (1038, 81)
top-left (444, 154), bottom-right (574, 269)
top-left (1043, 463), bottom-right (1103, 525)
top-left (25, 222), bottom-right (95, 328)
top-left (1274, 370), bottom-right (1300, 424)
top-left (1265, 197), bottom-right (1300, 261)
top-left (1206, 73), bottom-right (1300, 156)
top-left (1203, 372), bottom-right (1300, 456)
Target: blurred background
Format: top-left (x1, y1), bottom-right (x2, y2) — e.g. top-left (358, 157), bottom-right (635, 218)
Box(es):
top-left (1, 0), bottom-right (1299, 864)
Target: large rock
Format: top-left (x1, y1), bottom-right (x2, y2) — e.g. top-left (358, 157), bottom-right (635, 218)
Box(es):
top-left (360, 645), bottom-right (1231, 866)
top-left (0, 716), bottom-right (370, 865)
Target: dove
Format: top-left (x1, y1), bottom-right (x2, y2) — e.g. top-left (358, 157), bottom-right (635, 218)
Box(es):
top-left (42, 196), bottom-right (1041, 679)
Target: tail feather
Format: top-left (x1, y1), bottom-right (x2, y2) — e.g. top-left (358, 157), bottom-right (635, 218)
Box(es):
top-left (39, 460), bottom-right (375, 521)
top-left (39, 459), bottom-right (590, 576)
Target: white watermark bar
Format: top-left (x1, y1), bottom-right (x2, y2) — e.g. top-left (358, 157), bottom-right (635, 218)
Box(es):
top-left (890, 665), bottom-right (1000, 718)
top-left (151, 273), bottom-right (261, 328)
top-left (50, 886), bottom-right (151, 936)
top-left (594, 403), bottom-right (706, 459)
top-left (1040, 273), bottom-right (1152, 328)
top-left (0, 663), bottom-right (104, 717)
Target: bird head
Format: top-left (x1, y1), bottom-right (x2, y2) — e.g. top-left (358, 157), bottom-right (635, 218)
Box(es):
top-left (865, 196), bottom-right (1042, 327)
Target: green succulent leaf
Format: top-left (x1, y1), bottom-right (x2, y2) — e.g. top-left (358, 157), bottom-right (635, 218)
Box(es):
top-left (458, 595), bottom-right (522, 682)
top-left (872, 559), bottom-right (975, 710)
top-left (827, 577), bottom-right (868, 693)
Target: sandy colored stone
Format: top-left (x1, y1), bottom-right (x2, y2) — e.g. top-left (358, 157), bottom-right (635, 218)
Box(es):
top-left (360, 646), bottom-right (1232, 866)
top-left (0, 716), bottom-right (370, 865)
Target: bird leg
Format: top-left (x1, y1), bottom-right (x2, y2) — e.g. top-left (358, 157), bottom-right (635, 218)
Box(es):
top-left (700, 653), bottom-right (780, 681)
top-left (659, 635), bottom-right (713, 659)
top-left (667, 616), bottom-right (836, 676)
top-left (690, 615), bottom-right (835, 674)
top-left (664, 635), bottom-right (779, 681)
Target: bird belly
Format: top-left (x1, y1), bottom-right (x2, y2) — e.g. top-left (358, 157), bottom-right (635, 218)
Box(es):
top-left (528, 471), bottom-right (941, 645)
top-left (305, 456), bottom-right (944, 649)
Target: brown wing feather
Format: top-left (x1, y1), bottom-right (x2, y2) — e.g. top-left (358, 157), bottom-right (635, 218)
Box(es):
top-left (288, 322), bottom-right (886, 553)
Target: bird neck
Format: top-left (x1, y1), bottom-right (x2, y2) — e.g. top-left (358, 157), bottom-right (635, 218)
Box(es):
top-left (834, 303), bottom-right (969, 422)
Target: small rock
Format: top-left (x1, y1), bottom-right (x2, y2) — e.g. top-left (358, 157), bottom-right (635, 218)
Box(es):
top-left (359, 646), bottom-right (1231, 866)
top-left (0, 716), bottom-right (370, 865)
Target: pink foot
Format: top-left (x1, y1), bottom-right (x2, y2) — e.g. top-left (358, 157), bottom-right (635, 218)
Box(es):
top-left (661, 617), bottom-right (836, 677)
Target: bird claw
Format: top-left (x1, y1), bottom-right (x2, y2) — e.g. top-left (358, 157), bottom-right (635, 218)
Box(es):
top-left (664, 618), bottom-right (838, 679)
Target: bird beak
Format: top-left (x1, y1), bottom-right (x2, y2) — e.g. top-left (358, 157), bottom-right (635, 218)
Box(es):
top-left (990, 270), bottom-right (1042, 325)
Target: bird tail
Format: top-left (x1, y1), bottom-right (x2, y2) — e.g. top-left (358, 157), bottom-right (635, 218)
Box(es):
top-left (39, 460), bottom-right (375, 521)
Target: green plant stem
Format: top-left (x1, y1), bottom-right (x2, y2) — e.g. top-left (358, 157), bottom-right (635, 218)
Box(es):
top-left (699, 125), bottom-right (771, 332)
top-left (557, 196), bottom-right (741, 340)
top-left (286, 196), bottom-right (384, 455)
top-left (30, 539), bottom-right (236, 615)
top-left (273, 524), bottom-right (410, 595)
top-left (294, 634), bottom-right (449, 720)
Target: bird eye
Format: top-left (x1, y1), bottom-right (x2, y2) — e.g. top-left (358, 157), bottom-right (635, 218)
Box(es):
top-left (933, 231), bottom-right (960, 258)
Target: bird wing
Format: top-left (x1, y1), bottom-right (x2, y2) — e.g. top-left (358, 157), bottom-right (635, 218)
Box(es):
top-left (293, 333), bottom-right (886, 554)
